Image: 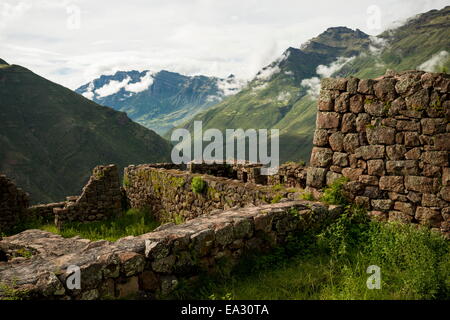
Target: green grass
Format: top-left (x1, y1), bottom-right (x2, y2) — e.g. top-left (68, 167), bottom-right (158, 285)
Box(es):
top-left (171, 205), bottom-right (450, 300)
top-left (39, 208), bottom-right (160, 242)
top-left (191, 176), bottom-right (207, 194)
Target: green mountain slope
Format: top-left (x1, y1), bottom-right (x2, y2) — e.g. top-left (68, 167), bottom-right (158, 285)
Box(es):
top-left (76, 70), bottom-right (244, 135)
top-left (0, 62), bottom-right (172, 204)
top-left (175, 6), bottom-right (450, 164)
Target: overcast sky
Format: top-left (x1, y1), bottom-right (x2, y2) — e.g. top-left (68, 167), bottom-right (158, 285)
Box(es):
top-left (0, 0), bottom-right (448, 89)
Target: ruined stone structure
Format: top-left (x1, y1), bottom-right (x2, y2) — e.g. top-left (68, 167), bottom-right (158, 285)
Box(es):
top-left (307, 70), bottom-right (449, 235)
top-left (0, 175), bottom-right (29, 233)
top-left (123, 164), bottom-right (301, 223)
top-left (53, 165), bottom-right (123, 228)
top-left (0, 165), bottom-right (123, 233)
top-left (0, 201), bottom-right (341, 300)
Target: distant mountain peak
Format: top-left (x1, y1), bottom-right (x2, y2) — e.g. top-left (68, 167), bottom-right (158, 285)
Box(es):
top-left (0, 58), bottom-right (8, 65)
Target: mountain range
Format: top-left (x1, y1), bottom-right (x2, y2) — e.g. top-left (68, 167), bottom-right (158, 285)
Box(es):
top-left (76, 70), bottom-right (245, 135)
top-left (0, 59), bottom-right (172, 203)
top-left (174, 5), bottom-right (450, 164)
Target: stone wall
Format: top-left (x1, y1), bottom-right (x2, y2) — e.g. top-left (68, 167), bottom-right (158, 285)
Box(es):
top-left (54, 165), bottom-right (123, 228)
top-left (123, 164), bottom-right (301, 223)
top-left (0, 201), bottom-right (342, 300)
top-left (0, 175), bottom-right (29, 233)
top-left (307, 70), bottom-right (449, 235)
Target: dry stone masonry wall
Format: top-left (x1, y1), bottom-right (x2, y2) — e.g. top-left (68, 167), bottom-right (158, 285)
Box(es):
top-left (0, 175), bottom-right (29, 233)
top-left (123, 164), bottom-right (303, 223)
top-left (54, 165), bottom-right (123, 227)
top-left (307, 70), bottom-right (449, 236)
top-left (0, 201), bottom-right (341, 300)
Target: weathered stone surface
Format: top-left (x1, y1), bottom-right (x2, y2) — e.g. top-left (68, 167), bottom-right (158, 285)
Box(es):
top-left (421, 118), bottom-right (447, 135)
top-left (335, 93), bottom-right (350, 113)
top-left (386, 145), bottom-right (407, 160)
top-left (358, 79), bottom-right (375, 94)
top-left (404, 132), bottom-right (421, 147)
top-left (310, 147), bottom-right (333, 167)
top-left (366, 126), bottom-right (395, 145)
top-left (306, 167), bottom-right (327, 188)
top-left (421, 151), bottom-right (448, 167)
top-left (405, 176), bottom-right (437, 194)
top-left (316, 112), bottom-right (340, 129)
top-left (367, 160), bottom-right (385, 176)
top-left (405, 88), bottom-right (429, 110)
top-left (415, 207), bottom-right (443, 227)
top-left (371, 199), bottom-right (393, 211)
top-left (322, 78), bottom-right (347, 91)
top-left (405, 148), bottom-right (422, 160)
top-left (434, 133), bottom-right (450, 151)
top-left (318, 90), bottom-right (335, 111)
top-left (386, 160), bottom-right (418, 175)
top-left (422, 194), bottom-right (447, 208)
top-left (393, 202), bottom-right (414, 216)
top-left (374, 78), bottom-right (397, 101)
top-left (354, 145), bottom-right (385, 160)
top-left (350, 94), bottom-right (364, 113)
top-left (388, 211), bottom-right (413, 223)
top-left (347, 77), bottom-right (359, 94)
top-left (343, 134), bottom-right (360, 153)
top-left (396, 120), bottom-right (420, 131)
top-left (116, 277), bottom-right (139, 299)
top-left (313, 129), bottom-right (329, 146)
top-left (333, 152), bottom-right (349, 167)
top-left (355, 113), bottom-right (371, 132)
top-left (364, 100), bottom-right (385, 116)
top-left (342, 168), bottom-right (364, 181)
top-left (379, 176), bottom-right (404, 193)
top-left (341, 113), bottom-right (357, 133)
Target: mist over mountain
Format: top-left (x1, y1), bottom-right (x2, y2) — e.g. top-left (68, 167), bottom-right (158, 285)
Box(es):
top-left (76, 70), bottom-right (245, 135)
top-left (175, 6), bottom-right (450, 164)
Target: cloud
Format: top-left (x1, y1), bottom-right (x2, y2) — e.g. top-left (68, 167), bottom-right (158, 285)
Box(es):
top-left (81, 81), bottom-right (94, 100)
top-left (0, 0), bottom-right (448, 90)
top-left (418, 50), bottom-right (449, 72)
top-left (301, 56), bottom-right (355, 99)
top-left (316, 56), bottom-right (356, 78)
top-left (125, 71), bottom-right (154, 93)
top-left (301, 77), bottom-right (321, 99)
top-left (95, 76), bottom-right (131, 98)
top-left (217, 76), bottom-right (247, 96)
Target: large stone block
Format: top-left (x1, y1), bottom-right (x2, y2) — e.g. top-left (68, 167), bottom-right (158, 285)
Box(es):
top-left (404, 176), bottom-right (437, 194)
top-left (313, 129), bottom-right (329, 147)
top-left (322, 78), bottom-right (347, 91)
top-left (415, 207), bottom-right (443, 227)
top-left (329, 132), bottom-right (344, 152)
top-left (366, 126), bottom-right (396, 145)
top-left (310, 147), bottom-right (333, 167)
top-left (386, 160), bottom-right (419, 176)
top-left (316, 112), bottom-right (340, 129)
top-left (421, 118), bottom-right (447, 135)
top-left (421, 151), bottom-right (448, 167)
top-left (355, 145), bottom-right (385, 160)
top-left (306, 167), bottom-right (327, 188)
top-left (379, 176), bottom-right (404, 193)
top-left (374, 78), bottom-right (397, 101)
top-left (343, 134), bottom-right (360, 153)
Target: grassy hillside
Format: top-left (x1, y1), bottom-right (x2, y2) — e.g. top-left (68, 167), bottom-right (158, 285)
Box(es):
top-left (0, 62), bottom-right (172, 204)
top-left (174, 6), bottom-right (450, 164)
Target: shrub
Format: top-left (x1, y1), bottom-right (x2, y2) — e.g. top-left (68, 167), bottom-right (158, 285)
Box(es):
top-left (191, 176), bottom-right (207, 194)
top-left (321, 177), bottom-right (349, 205)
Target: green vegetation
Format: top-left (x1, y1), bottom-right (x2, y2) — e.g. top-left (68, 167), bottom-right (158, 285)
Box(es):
top-left (171, 205), bottom-right (450, 300)
top-left (0, 282), bottom-right (30, 300)
top-left (300, 192), bottom-right (315, 201)
top-left (191, 176), bottom-right (207, 194)
top-left (320, 177), bottom-right (349, 205)
top-left (39, 208), bottom-right (159, 242)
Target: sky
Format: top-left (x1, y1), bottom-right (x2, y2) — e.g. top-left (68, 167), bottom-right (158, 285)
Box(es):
top-left (0, 0), bottom-right (448, 89)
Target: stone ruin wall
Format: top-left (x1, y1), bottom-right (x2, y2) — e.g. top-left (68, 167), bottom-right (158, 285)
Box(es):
top-left (307, 70), bottom-right (449, 236)
top-left (0, 175), bottom-right (29, 233)
top-left (123, 164), bottom-right (305, 223)
top-left (0, 201), bottom-right (341, 300)
top-left (0, 165), bottom-right (123, 233)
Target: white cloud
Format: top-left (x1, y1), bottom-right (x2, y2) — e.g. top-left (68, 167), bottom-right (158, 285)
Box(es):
top-left (81, 81), bottom-right (94, 100)
top-left (302, 56), bottom-right (355, 99)
top-left (418, 50), bottom-right (449, 72)
top-left (95, 76), bottom-right (131, 98)
top-left (317, 56), bottom-right (356, 78)
top-left (217, 76), bottom-right (247, 96)
top-left (0, 0), bottom-right (448, 90)
top-left (125, 71), bottom-right (154, 93)
top-left (301, 77), bottom-right (321, 99)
